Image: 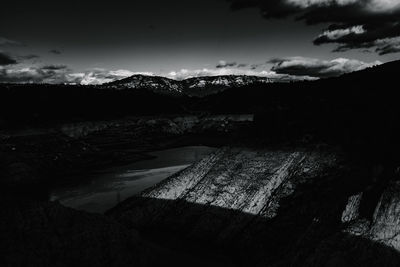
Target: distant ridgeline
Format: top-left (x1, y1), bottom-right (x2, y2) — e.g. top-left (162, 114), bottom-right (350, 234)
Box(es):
top-left (103, 74), bottom-right (274, 97)
top-left (1, 60), bottom-right (400, 156)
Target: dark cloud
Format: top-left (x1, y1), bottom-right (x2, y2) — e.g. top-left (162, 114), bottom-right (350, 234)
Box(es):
top-left (18, 54), bottom-right (40, 60)
top-left (250, 64), bottom-right (260, 70)
top-left (228, 0), bottom-right (400, 54)
top-left (216, 61), bottom-right (252, 69)
top-left (49, 49), bottom-right (62, 55)
top-left (216, 60), bottom-right (237, 68)
top-left (41, 64), bottom-right (68, 70)
top-left (0, 52), bottom-right (17, 65)
top-left (270, 57), bottom-right (381, 78)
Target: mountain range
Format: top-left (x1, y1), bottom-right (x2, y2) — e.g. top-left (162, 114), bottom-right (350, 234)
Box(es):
top-left (103, 75), bottom-right (273, 97)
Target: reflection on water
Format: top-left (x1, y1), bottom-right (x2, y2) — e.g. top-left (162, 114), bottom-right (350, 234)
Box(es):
top-left (49, 146), bottom-right (215, 213)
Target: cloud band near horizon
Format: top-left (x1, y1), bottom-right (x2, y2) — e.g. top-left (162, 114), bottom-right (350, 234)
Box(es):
top-left (0, 57), bottom-right (381, 84)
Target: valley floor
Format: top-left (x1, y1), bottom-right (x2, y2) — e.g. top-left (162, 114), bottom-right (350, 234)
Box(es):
top-left (1, 115), bottom-right (400, 266)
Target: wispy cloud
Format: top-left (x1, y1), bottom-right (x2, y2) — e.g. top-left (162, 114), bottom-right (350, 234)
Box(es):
top-left (49, 49), bottom-right (62, 55)
top-left (0, 37), bottom-right (22, 46)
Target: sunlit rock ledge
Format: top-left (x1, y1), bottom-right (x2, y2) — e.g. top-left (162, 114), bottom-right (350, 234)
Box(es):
top-left (108, 147), bottom-right (340, 239)
top-left (137, 148), bottom-right (337, 217)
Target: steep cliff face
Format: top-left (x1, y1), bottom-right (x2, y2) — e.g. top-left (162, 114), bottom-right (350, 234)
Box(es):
top-left (108, 147), bottom-right (400, 266)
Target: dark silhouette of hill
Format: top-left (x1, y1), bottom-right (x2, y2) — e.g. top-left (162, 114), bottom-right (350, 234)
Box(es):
top-left (0, 84), bottom-right (187, 128)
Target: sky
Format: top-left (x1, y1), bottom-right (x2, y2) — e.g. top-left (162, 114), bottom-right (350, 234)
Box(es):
top-left (1, 0), bottom-right (399, 84)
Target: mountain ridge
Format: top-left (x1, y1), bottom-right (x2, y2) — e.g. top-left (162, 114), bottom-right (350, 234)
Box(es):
top-left (104, 74), bottom-right (274, 96)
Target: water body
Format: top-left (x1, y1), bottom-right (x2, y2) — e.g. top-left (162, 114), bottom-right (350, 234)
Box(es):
top-left (50, 146), bottom-right (216, 213)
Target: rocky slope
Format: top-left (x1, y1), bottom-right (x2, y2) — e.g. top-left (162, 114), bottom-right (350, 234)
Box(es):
top-left (108, 147), bottom-right (400, 266)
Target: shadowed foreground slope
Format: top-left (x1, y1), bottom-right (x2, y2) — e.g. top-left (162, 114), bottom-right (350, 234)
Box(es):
top-left (108, 147), bottom-right (400, 266)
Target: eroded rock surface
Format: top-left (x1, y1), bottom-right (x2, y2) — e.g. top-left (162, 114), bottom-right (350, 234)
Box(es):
top-left (133, 148), bottom-right (336, 220)
top-left (343, 181), bottom-right (400, 251)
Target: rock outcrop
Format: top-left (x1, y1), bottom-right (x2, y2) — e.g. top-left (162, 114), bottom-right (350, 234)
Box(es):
top-left (343, 181), bottom-right (400, 251)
